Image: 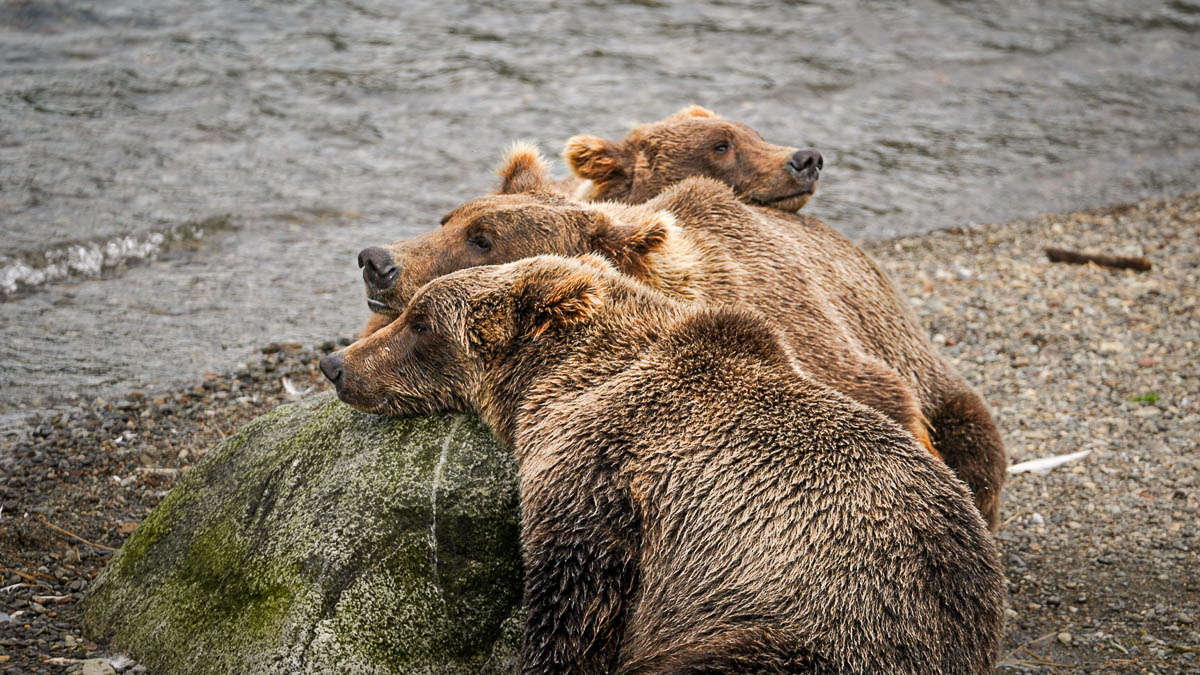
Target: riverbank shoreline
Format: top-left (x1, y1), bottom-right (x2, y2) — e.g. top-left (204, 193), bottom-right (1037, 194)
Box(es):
top-left (2, 193), bottom-right (1197, 673)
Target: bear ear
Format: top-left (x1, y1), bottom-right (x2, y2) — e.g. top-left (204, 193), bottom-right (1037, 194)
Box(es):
top-left (564, 135), bottom-right (628, 181)
top-left (467, 308), bottom-right (512, 352)
top-left (589, 210), bottom-right (674, 264)
top-left (670, 105), bottom-right (720, 120)
top-left (495, 141), bottom-right (550, 194)
top-left (516, 266), bottom-right (607, 340)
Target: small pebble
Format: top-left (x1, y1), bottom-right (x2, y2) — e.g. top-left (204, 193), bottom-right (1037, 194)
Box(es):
top-left (79, 659), bottom-right (116, 675)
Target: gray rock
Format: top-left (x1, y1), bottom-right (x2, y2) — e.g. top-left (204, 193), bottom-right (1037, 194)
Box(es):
top-left (79, 659), bottom-right (116, 675)
top-left (82, 391), bottom-right (523, 674)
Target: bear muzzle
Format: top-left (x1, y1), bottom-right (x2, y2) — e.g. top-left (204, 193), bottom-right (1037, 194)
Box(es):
top-left (320, 352), bottom-right (345, 391)
top-left (786, 149), bottom-right (823, 185)
top-left (359, 246), bottom-right (401, 298)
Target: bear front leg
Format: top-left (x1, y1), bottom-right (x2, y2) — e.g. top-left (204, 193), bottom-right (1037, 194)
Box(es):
top-left (517, 474), bottom-right (639, 675)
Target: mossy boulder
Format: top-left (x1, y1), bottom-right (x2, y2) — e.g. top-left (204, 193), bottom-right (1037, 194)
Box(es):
top-left (82, 391), bottom-right (524, 674)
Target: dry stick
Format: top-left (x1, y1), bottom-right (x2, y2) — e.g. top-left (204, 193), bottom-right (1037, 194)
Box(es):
top-left (0, 567), bottom-right (54, 589)
top-left (998, 648), bottom-right (1075, 671)
top-left (1045, 247), bottom-right (1152, 272)
top-left (37, 517), bottom-right (117, 552)
top-left (1170, 645), bottom-right (1200, 653)
top-left (998, 631), bottom-right (1067, 668)
top-left (1016, 644), bottom-right (1072, 670)
top-left (998, 511), bottom-right (1023, 530)
top-left (1022, 660), bottom-right (1074, 669)
top-left (997, 659), bottom-right (1070, 669)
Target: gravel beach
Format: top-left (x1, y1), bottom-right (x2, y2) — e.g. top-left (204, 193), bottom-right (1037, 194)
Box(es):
top-left (2, 194), bottom-right (1197, 673)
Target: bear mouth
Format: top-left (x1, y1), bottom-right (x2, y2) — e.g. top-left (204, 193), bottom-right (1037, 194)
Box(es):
top-left (367, 299), bottom-right (400, 316)
top-left (750, 189), bottom-right (814, 211)
top-left (761, 189), bottom-right (813, 203)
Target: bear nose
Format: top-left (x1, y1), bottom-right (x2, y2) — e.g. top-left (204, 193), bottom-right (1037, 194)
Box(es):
top-left (788, 149), bottom-right (823, 175)
top-left (320, 352), bottom-right (345, 389)
top-left (358, 247), bottom-right (400, 291)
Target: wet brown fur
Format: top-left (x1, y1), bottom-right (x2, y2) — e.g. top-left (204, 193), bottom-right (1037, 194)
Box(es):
top-left (359, 140), bottom-right (1004, 528)
top-left (361, 149), bottom-right (936, 461)
top-left (563, 110), bottom-right (1006, 528)
top-left (331, 256), bottom-right (1006, 674)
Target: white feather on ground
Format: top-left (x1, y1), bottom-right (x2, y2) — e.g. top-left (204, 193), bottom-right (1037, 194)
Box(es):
top-left (1007, 449), bottom-right (1092, 476)
top-left (281, 377), bottom-right (314, 400)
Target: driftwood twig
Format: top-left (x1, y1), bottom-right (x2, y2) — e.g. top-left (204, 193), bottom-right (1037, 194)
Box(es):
top-left (37, 517), bottom-right (118, 552)
top-left (1045, 247), bottom-right (1151, 272)
top-left (0, 567), bottom-right (55, 589)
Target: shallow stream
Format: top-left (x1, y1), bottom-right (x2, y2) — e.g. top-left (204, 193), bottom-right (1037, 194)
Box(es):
top-left (3, 0), bottom-right (1199, 432)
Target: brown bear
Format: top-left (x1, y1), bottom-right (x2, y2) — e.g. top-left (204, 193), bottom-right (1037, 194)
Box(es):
top-left (564, 105), bottom-right (823, 212)
top-left (356, 146), bottom-right (1006, 529)
top-left (566, 110), bottom-right (1006, 529)
top-left (358, 145), bottom-right (585, 337)
top-left (359, 146), bottom-right (933, 458)
top-left (321, 254), bottom-right (1005, 674)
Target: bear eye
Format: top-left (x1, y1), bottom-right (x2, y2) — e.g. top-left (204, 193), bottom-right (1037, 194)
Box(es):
top-left (409, 318), bottom-right (431, 334)
top-left (713, 141), bottom-right (731, 154)
top-left (468, 233), bottom-right (492, 252)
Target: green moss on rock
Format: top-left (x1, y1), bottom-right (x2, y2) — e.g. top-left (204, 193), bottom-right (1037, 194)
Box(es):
top-left (83, 391), bottom-right (524, 674)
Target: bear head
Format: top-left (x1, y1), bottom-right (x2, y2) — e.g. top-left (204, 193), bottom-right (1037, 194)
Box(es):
top-left (358, 144), bottom-right (681, 330)
top-left (564, 105), bottom-right (822, 211)
top-left (326, 255), bottom-right (618, 434)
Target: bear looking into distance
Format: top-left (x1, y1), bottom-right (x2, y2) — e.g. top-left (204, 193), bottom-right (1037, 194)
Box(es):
top-left (564, 104), bottom-right (823, 212)
top-left (356, 145), bottom-right (1006, 528)
top-left (562, 107), bottom-right (1007, 530)
top-left (321, 254), bottom-right (1005, 674)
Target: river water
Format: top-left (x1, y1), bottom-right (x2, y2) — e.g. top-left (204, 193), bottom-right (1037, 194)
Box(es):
top-left (2, 0), bottom-right (1199, 431)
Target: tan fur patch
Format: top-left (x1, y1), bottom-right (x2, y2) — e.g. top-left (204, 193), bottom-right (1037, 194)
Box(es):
top-left (496, 141), bottom-right (550, 194)
top-left (526, 268), bottom-right (608, 339)
top-left (670, 104), bottom-right (719, 120)
top-left (587, 205), bottom-right (705, 303)
top-left (360, 311), bottom-right (393, 338)
top-left (576, 252), bottom-right (619, 274)
top-left (563, 135), bottom-right (623, 181)
top-left (910, 416), bottom-right (939, 460)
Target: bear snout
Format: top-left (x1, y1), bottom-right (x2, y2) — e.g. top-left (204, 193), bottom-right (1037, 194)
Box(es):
top-left (320, 352), bottom-right (345, 390)
top-left (358, 246), bottom-right (401, 292)
top-left (787, 149), bottom-right (823, 180)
